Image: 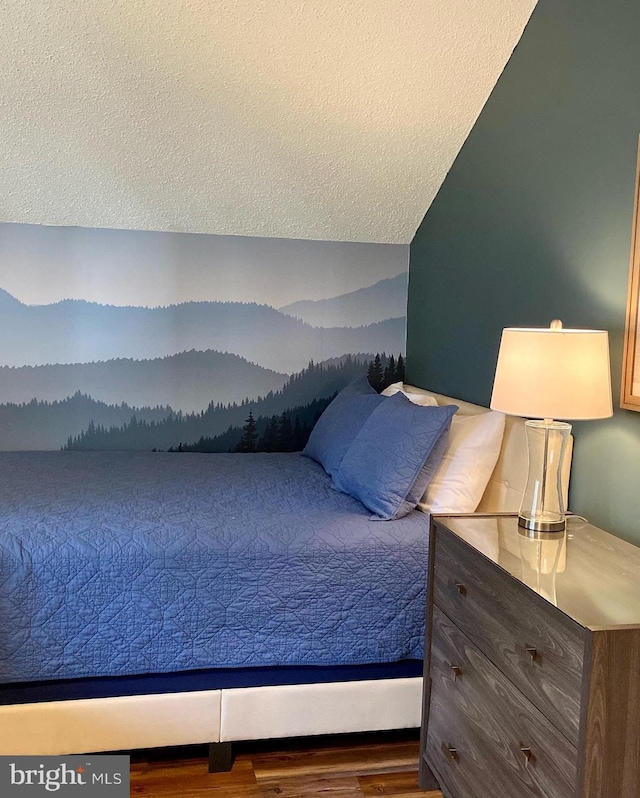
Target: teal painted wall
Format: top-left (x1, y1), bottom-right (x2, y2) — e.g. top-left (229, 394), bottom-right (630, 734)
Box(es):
top-left (406, 0), bottom-right (640, 544)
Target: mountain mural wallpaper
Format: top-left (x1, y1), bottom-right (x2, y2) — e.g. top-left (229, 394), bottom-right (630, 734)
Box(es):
top-left (0, 224), bottom-right (408, 452)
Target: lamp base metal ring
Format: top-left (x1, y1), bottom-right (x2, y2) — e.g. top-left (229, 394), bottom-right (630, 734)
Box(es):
top-left (518, 515), bottom-right (566, 533)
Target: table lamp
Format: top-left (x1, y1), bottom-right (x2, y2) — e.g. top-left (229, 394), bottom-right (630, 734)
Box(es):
top-left (490, 320), bottom-right (612, 533)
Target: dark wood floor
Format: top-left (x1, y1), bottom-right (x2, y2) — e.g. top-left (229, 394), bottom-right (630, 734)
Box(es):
top-left (130, 730), bottom-right (442, 797)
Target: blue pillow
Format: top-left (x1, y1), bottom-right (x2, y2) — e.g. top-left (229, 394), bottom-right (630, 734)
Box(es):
top-left (302, 377), bottom-right (384, 477)
top-left (333, 392), bottom-right (458, 519)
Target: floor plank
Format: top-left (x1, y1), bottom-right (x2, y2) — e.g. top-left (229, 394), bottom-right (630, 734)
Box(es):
top-left (128, 731), bottom-right (442, 798)
top-left (260, 775), bottom-right (363, 796)
top-left (131, 759), bottom-right (257, 795)
top-left (358, 770), bottom-right (429, 797)
top-left (252, 740), bottom-right (419, 781)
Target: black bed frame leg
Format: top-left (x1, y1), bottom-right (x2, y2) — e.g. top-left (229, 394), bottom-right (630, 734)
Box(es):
top-left (208, 742), bottom-right (235, 772)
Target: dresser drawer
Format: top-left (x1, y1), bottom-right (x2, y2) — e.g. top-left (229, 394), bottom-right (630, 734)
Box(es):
top-left (433, 524), bottom-right (585, 745)
top-left (426, 605), bottom-right (577, 798)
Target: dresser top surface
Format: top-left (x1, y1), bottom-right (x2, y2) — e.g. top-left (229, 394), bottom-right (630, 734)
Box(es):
top-left (434, 514), bottom-right (640, 630)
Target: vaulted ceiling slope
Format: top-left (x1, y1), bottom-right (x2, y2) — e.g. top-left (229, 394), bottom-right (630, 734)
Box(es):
top-left (1, 1), bottom-right (536, 243)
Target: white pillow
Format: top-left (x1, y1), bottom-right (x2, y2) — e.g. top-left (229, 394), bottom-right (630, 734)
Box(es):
top-left (381, 382), bottom-right (439, 407)
top-left (419, 410), bottom-right (506, 513)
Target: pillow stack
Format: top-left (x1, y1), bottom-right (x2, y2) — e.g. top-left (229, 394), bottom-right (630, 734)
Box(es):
top-left (303, 378), bottom-right (457, 519)
top-left (301, 377), bottom-right (385, 479)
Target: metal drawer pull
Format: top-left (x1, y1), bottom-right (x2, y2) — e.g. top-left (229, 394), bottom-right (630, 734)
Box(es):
top-left (441, 743), bottom-right (459, 762)
top-left (454, 582), bottom-right (466, 596)
top-left (524, 646), bottom-right (537, 665)
top-left (450, 665), bottom-right (462, 681)
top-left (520, 746), bottom-right (533, 767)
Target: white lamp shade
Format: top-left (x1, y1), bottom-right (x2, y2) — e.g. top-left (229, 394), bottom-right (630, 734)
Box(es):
top-left (490, 326), bottom-right (613, 420)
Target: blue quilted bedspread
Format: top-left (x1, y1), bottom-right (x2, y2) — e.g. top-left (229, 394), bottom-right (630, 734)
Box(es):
top-left (0, 451), bottom-right (431, 684)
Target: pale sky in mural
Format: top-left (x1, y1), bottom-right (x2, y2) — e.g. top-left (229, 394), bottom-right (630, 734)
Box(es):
top-left (0, 224), bottom-right (407, 308)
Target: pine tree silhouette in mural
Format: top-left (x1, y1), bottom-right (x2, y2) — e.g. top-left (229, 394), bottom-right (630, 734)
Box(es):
top-left (292, 416), bottom-right (305, 451)
top-left (235, 411), bottom-right (258, 452)
top-left (275, 414), bottom-right (293, 452)
top-left (383, 354), bottom-right (396, 387)
top-left (255, 412), bottom-right (301, 452)
top-left (63, 354), bottom-right (406, 453)
top-left (367, 354), bottom-right (384, 391)
top-left (367, 352), bottom-right (404, 392)
top-left (257, 416), bottom-right (279, 452)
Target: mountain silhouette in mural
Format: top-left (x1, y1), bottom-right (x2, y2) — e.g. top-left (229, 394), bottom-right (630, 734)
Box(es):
top-left (0, 392), bottom-right (172, 451)
top-left (0, 287), bottom-right (22, 309)
top-left (0, 291), bottom-right (405, 374)
top-left (279, 272), bottom-right (408, 328)
top-left (64, 355), bottom-right (380, 453)
top-left (0, 350), bottom-right (288, 413)
top-left (0, 355), bottom-right (380, 451)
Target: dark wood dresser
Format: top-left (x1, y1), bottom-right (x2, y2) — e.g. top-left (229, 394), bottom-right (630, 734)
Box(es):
top-left (419, 514), bottom-right (640, 798)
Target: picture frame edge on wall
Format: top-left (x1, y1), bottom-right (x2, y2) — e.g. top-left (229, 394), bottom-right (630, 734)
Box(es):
top-left (620, 134), bottom-right (640, 411)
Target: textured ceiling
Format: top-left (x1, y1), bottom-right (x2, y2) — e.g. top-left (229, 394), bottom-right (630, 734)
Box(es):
top-left (1, 0), bottom-right (536, 244)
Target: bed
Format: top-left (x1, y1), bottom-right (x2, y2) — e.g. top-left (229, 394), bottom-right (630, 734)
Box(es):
top-left (0, 385), bottom-right (570, 758)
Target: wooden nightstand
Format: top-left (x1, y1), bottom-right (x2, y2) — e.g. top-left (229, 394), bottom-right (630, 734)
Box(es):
top-left (419, 514), bottom-right (640, 798)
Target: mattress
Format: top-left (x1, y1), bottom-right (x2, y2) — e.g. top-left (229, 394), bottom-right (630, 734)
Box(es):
top-left (0, 451), bottom-right (431, 685)
top-left (0, 660), bottom-right (424, 705)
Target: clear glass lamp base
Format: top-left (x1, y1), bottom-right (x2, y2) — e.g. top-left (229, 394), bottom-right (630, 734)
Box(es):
top-left (518, 419), bottom-right (572, 533)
